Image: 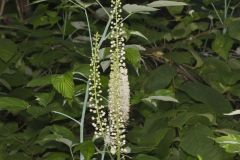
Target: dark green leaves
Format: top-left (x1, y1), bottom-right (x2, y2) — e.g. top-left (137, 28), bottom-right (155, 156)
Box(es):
top-left (74, 141), bottom-right (95, 160)
top-left (144, 65), bottom-right (176, 92)
top-left (0, 39), bottom-right (17, 62)
top-left (212, 34), bottom-right (233, 60)
top-left (133, 154), bottom-right (159, 160)
top-left (180, 82), bottom-right (232, 114)
top-left (228, 20), bottom-right (240, 41)
top-left (125, 47), bottom-right (141, 69)
top-left (180, 125), bottom-right (230, 160)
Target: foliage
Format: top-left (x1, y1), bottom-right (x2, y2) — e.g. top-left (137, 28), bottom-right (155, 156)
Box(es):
top-left (0, 0), bottom-right (240, 159)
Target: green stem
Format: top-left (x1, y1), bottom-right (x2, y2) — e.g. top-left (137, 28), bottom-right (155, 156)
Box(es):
top-left (70, 147), bottom-right (75, 160)
top-left (99, 17), bottom-right (112, 47)
top-left (84, 9), bottom-right (93, 51)
top-left (80, 82), bottom-right (89, 160)
top-left (80, 82), bottom-right (90, 160)
top-left (52, 111), bottom-right (82, 126)
top-left (100, 146), bottom-right (106, 160)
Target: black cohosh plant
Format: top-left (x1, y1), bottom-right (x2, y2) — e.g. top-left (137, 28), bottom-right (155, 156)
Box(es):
top-left (89, 0), bottom-right (130, 159)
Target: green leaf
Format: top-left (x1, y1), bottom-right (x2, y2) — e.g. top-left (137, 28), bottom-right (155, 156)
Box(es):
top-left (180, 82), bottom-right (232, 114)
top-left (0, 97), bottom-right (29, 111)
top-left (214, 134), bottom-right (240, 153)
top-left (143, 95), bottom-right (178, 103)
top-left (180, 125), bottom-right (230, 160)
top-left (123, 4), bottom-right (158, 14)
top-left (129, 31), bottom-right (149, 41)
top-left (125, 47), bottom-right (141, 69)
top-left (44, 152), bottom-right (70, 160)
top-left (27, 75), bottom-right (52, 87)
top-left (73, 141), bottom-right (95, 160)
top-left (144, 65), bottom-right (176, 92)
top-left (37, 125), bottom-right (76, 146)
top-left (0, 39), bottom-right (17, 62)
top-left (212, 34), bottom-right (233, 60)
top-left (148, 1), bottom-right (187, 7)
top-left (143, 89), bottom-right (179, 106)
top-left (228, 20), bottom-right (240, 41)
top-left (168, 112), bottom-right (195, 129)
top-left (133, 154), bottom-right (159, 160)
top-left (128, 114), bottom-right (169, 152)
top-left (51, 72), bottom-right (74, 99)
top-left (35, 91), bottom-right (55, 107)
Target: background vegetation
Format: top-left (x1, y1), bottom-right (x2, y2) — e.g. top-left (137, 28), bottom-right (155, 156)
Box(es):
top-left (0, 0), bottom-right (240, 159)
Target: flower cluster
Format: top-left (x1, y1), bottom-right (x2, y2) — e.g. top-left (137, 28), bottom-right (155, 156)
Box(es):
top-left (108, 0), bottom-right (130, 157)
top-left (89, 33), bottom-right (107, 138)
top-left (89, 0), bottom-right (130, 159)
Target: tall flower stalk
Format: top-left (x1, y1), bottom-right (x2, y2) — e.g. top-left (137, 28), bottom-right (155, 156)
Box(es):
top-left (89, 0), bottom-right (130, 159)
top-left (108, 0), bottom-right (130, 159)
top-left (89, 33), bottom-right (107, 138)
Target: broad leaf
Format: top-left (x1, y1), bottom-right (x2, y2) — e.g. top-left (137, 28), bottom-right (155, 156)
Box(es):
top-left (73, 141), bottom-right (95, 160)
top-left (0, 97), bottom-right (29, 111)
top-left (35, 91), bottom-right (55, 107)
top-left (180, 82), bottom-right (232, 114)
top-left (27, 75), bottom-right (52, 87)
top-left (123, 4), bottom-right (158, 14)
top-left (125, 47), bottom-right (141, 69)
top-left (148, 1), bottom-right (187, 7)
top-left (214, 134), bottom-right (240, 153)
top-left (51, 72), bottom-right (74, 99)
top-left (0, 39), bottom-right (17, 62)
top-left (228, 20), bottom-right (240, 41)
top-left (212, 34), bottom-right (233, 60)
top-left (180, 125), bottom-right (231, 160)
top-left (144, 65), bottom-right (176, 92)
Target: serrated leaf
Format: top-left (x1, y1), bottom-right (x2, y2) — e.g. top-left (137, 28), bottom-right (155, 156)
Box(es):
top-left (123, 4), bottom-right (158, 14)
top-left (51, 72), bottom-right (74, 99)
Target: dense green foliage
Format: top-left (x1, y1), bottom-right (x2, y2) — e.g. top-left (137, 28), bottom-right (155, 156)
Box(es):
top-left (0, 0), bottom-right (240, 159)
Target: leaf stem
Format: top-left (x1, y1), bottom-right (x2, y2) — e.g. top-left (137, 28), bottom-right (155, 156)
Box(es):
top-left (52, 111), bottom-right (82, 126)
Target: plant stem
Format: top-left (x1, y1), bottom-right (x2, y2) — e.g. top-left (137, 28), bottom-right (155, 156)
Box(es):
top-left (100, 146), bottom-right (106, 160)
top-left (70, 147), bottom-right (75, 160)
top-left (99, 17), bottom-right (112, 47)
top-left (84, 9), bottom-right (93, 51)
top-left (52, 111), bottom-right (82, 126)
top-left (80, 82), bottom-right (90, 160)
